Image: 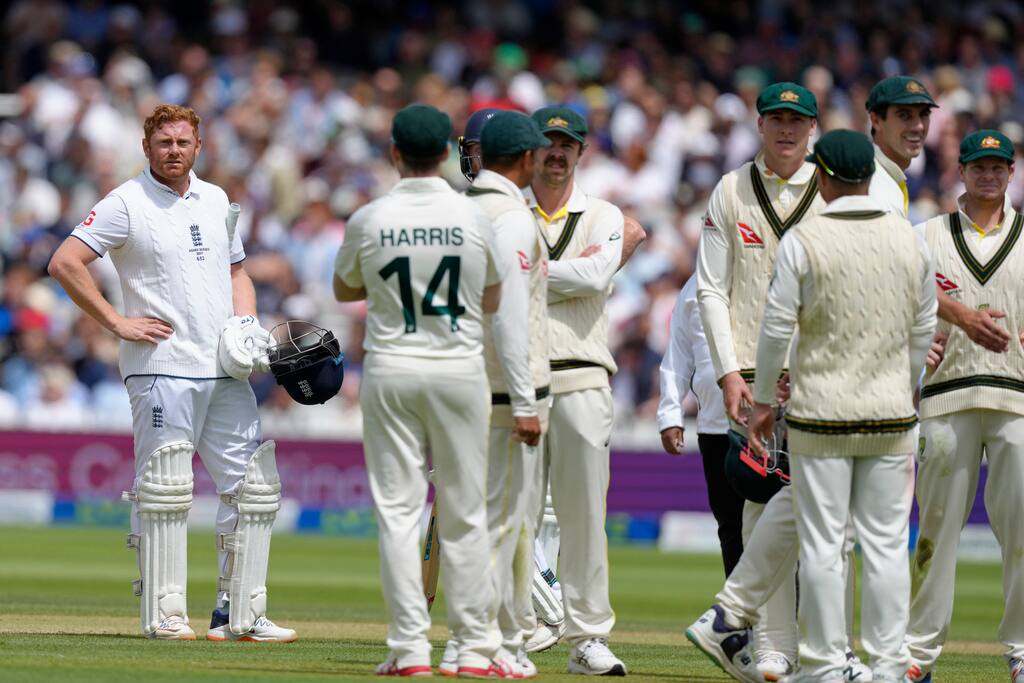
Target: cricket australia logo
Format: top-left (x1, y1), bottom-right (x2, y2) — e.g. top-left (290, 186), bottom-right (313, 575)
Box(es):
top-left (737, 222), bottom-right (765, 248)
top-left (187, 223), bottom-right (210, 262)
top-left (151, 406), bottom-right (164, 429)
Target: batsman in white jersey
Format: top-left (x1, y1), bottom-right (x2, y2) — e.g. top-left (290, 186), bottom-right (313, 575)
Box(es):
top-left (333, 104), bottom-right (506, 678)
top-left (48, 104), bottom-right (295, 642)
top-left (905, 131), bottom-right (1024, 683)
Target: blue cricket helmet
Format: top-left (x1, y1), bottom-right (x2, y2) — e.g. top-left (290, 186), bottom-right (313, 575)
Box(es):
top-left (459, 107), bottom-right (502, 181)
top-left (268, 320), bottom-right (344, 405)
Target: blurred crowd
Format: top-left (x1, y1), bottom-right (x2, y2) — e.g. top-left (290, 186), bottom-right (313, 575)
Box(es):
top-left (2, 0), bottom-right (1024, 437)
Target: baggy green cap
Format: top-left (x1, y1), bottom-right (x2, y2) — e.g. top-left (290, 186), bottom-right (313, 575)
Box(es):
top-left (531, 105), bottom-right (587, 144)
top-left (865, 76), bottom-right (937, 111)
top-left (480, 111), bottom-right (552, 157)
top-left (959, 129), bottom-right (1015, 164)
top-left (756, 82), bottom-right (818, 118)
top-left (805, 129), bottom-right (876, 183)
top-left (391, 104), bottom-right (452, 158)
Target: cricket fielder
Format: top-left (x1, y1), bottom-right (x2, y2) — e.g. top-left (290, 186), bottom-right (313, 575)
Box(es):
top-left (48, 104), bottom-right (295, 642)
top-left (437, 111), bottom-right (552, 678)
top-left (333, 104), bottom-right (505, 678)
top-left (657, 274), bottom-right (744, 576)
top-left (523, 105), bottom-right (644, 676)
top-left (867, 76), bottom-right (1012, 356)
top-left (905, 131), bottom-right (1024, 683)
top-left (749, 130), bottom-right (936, 682)
top-left (694, 82), bottom-right (823, 680)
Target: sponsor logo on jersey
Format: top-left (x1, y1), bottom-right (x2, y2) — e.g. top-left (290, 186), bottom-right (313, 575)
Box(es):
top-left (81, 210), bottom-right (96, 227)
top-left (737, 222), bottom-right (764, 248)
top-left (187, 224), bottom-right (210, 261)
top-left (935, 272), bottom-right (959, 292)
top-left (517, 250), bottom-right (531, 271)
top-left (152, 406), bottom-right (164, 429)
top-left (703, 213), bottom-right (716, 230)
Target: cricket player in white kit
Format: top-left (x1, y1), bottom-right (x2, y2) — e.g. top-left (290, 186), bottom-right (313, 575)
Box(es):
top-left (48, 104), bottom-right (295, 643)
top-left (333, 104), bottom-right (506, 678)
top-left (905, 130), bottom-right (1024, 683)
top-left (749, 130), bottom-right (937, 683)
top-left (522, 105), bottom-right (644, 676)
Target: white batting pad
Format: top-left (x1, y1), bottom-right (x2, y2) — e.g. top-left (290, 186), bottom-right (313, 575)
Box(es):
top-left (219, 440), bottom-right (280, 635)
top-left (127, 441), bottom-right (194, 636)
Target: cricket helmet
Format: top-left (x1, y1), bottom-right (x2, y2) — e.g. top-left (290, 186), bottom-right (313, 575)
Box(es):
top-left (459, 108), bottom-right (501, 181)
top-left (267, 320), bottom-right (344, 405)
top-left (724, 426), bottom-right (791, 504)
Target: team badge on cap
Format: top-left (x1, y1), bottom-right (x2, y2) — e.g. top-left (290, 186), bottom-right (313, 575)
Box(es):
top-left (981, 136), bottom-right (1001, 149)
top-left (546, 116), bottom-right (569, 129)
top-left (780, 90), bottom-right (800, 102)
top-left (906, 81), bottom-right (925, 94)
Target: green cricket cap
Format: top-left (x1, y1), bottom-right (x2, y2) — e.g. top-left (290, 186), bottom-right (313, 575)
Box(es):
top-left (391, 104), bottom-right (452, 158)
top-left (959, 129), bottom-right (1015, 164)
top-left (865, 76), bottom-right (937, 111)
top-left (480, 110), bottom-right (552, 157)
top-left (805, 129), bottom-right (876, 183)
top-left (756, 82), bottom-right (818, 118)
top-left (532, 105), bottom-right (587, 144)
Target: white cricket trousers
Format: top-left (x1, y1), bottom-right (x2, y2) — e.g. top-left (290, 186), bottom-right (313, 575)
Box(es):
top-left (718, 489), bottom-right (799, 660)
top-left (906, 410), bottom-right (1024, 669)
top-left (543, 386), bottom-right (615, 645)
top-left (125, 375), bottom-right (261, 578)
top-left (360, 353), bottom-right (499, 666)
top-left (487, 427), bottom-right (543, 651)
top-left (791, 452), bottom-right (914, 681)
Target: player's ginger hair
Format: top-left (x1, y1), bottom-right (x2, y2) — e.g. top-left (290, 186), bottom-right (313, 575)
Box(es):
top-left (144, 104), bottom-right (201, 141)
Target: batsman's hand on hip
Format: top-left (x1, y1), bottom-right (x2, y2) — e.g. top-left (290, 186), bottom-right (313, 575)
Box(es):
top-left (513, 415), bottom-right (542, 447)
top-left (927, 331), bottom-right (948, 370)
top-left (112, 315), bottom-right (173, 344)
top-left (747, 402), bottom-right (775, 459)
top-left (660, 426), bottom-right (684, 455)
top-left (720, 371), bottom-right (752, 425)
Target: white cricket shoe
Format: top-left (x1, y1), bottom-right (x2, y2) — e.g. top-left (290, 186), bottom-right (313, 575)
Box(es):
top-left (1010, 657), bottom-right (1023, 683)
top-left (377, 655), bottom-right (433, 677)
top-left (149, 615), bottom-right (196, 640)
top-left (525, 618), bottom-right (565, 653)
top-left (516, 647), bottom-right (538, 679)
top-left (567, 637), bottom-right (627, 676)
top-left (438, 640), bottom-right (459, 677)
top-left (207, 615), bottom-right (297, 642)
top-left (456, 654), bottom-right (518, 679)
top-left (758, 650), bottom-right (794, 681)
top-left (685, 605), bottom-right (760, 683)
top-left (845, 651), bottom-right (872, 682)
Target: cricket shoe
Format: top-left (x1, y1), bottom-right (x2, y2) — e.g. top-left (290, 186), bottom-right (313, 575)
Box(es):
top-left (1010, 656), bottom-right (1024, 682)
top-left (685, 605), bottom-right (760, 683)
top-left (905, 663), bottom-right (930, 682)
top-left (516, 648), bottom-right (538, 679)
top-left (845, 651), bottom-right (872, 682)
top-left (206, 608), bottom-right (297, 642)
top-left (456, 653), bottom-right (520, 679)
top-left (439, 640), bottom-right (459, 677)
top-left (377, 655), bottom-right (433, 677)
top-left (148, 615), bottom-right (196, 640)
top-left (525, 618), bottom-right (565, 653)
top-left (567, 638), bottom-right (627, 676)
top-left (758, 650), bottom-right (794, 681)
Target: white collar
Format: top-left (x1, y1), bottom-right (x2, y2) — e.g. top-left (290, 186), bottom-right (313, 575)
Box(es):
top-left (523, 180), bottom-right (588, 214)
top-left (821, 194), bottom-right (886, 215)
top-left (473, 169), bottom-right (527, 202)
top-left (955, 192), bottom-right (1016, 229)
top-left (873, 144), bottom-right (907, 183)
top-left (143, 165), bottom-right (199, 198)
top-left (753, 151), bottom-right (816, 186)
top-left (391, 176), bottom-right (453, 193)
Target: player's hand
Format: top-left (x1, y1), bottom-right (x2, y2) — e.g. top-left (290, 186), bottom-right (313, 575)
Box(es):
top-left (747, 402), bottom-right (775, 459)
top-left (112, 315), bottom-right (173, 344)
top-left (238, 315), bottom-right (272, 372)
top-left (513, 415), bottom-right (542, 447)
top-left (958, 307), bottom-right (1010, 352)
top-left (775, 371), bottom-right (791, 405)
top-left (580, 244), bottom-right (602, 258)
top-left (720, 372), bottom-right (753, 425)
top-left (926, 331), bottom-right (949, 370)
top-left (660, 426), bottom-right (684, 455)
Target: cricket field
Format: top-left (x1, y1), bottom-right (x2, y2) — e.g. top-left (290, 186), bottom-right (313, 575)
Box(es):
top-left (0, 527), bottom-right (1008, 681)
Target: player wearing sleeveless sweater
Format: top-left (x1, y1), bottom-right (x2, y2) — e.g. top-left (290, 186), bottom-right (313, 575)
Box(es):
top-left (49, 104), bottom-right (294, 644)
top-left (521, 105), bottom-right (645, 676)
top-left (435, 111), bottom-right (552, 679)
top-left (749, 130), bottom-right (937, 682)
top-left (868, 76), bottom-right (1012, 357)
top-left (905, 131), bottom-right (1024, 683)
top-left (694, 82), bottom-right (824, 681)
top-left (334, 105), bottom-right (508, 678)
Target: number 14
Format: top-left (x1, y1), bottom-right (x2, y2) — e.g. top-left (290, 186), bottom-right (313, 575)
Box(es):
top-left (378, 256), bottom-right (466, 333)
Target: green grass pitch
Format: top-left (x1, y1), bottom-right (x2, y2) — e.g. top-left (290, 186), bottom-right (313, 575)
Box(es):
top-left (0, 527), bottom-right (1009, 681)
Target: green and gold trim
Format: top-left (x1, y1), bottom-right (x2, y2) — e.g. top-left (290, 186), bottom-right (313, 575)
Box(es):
top-left (786, 414), bottom-right (918, 435)
top-left (465, 186), bottom-right (506, 197)
top-left (491, 385), bottom-right (552, 405)
top-left (545, 212), bottom-right (583, 260)
top-left (750, 164), bottom-right (819, 239)
top-left (737, 368), bottom-right (788, 384)
top-left (826, 210), bottom-right (887, 220)
top-left (949, 211), bottom-right (1023, 286)
top-left (922, 374), bottom-right (1024, 399)
top-left (550, 358), bottom-right (609, 373)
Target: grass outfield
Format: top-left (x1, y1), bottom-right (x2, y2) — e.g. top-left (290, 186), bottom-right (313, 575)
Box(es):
top-left (0, 527), bottom-right (1010, 681)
